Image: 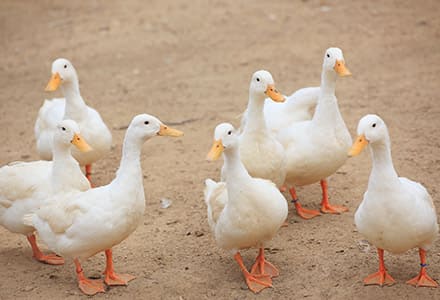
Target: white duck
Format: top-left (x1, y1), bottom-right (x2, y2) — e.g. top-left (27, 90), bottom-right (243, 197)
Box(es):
top-left (25, 114), bottom-right (183, 295)
top-left (0, 120), bottom-right (91, 265)
top-left (238, 70), bottom-right (286, 187)
top-left (205, 123), bottom-right (288, 293)
top-left (349, 114), bottom-right (438, 287)
top-left (35, 58), bottom-right (112, 185)
top-left (277, 47), bottom-right (352, 219)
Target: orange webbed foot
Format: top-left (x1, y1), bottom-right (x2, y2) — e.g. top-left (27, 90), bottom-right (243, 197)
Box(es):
top-left (104, 272), bottom-right (136, 286)
top-left (407, 271), bottom-right (438, 288)
top-left (363, 270), bottom-right (395, 286)
top-left (78, 278), bottom-right (105, 295)
top-left (320, 203), bottom-right (349, 214)
top-left (294, 203), bottom-right (321, 219)
top-left (245, 273), bottom-right (272, 293)
top-left (34, 253), bottom-right (65, 265)
top-left (251, 259), bottom-right (279, 278)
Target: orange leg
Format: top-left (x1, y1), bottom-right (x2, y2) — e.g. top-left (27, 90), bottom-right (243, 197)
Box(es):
top-left (26, 234), bottom-right (64, 265)
top-left (363, 248), bottom-right (395, 286)
top-left (234, 252), bottom-right (272, 293)
top-left (406, 248), bottom-right (438, 288)
top-left (250, 247), bottom-right (279, 278)
top-left (103, 249), bottom-right (136, 286)
top-left (85, 164), bottom-right (94, 187)
top-left (74, 258), bottom-right (105, 295)
top-left (320, 179), bottom-right (348, 214)
top-left (289, 187), bottom-right (320, 219)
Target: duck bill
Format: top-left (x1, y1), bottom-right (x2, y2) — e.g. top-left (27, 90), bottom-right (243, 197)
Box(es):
top-left (45, 72), bottom-right (62, 91)
top-left (348, 134), bottom-right (368, 157)
top-left (265, 84), bottom-right (285, 102)
top-left (71, 133), bottom-right (92, 152)
top-left (157, 124), bottom-right (184, 137)
top-left (334, 60), bottom-right (351, 77)
top-left (206, 140), bottom-right (224, 161)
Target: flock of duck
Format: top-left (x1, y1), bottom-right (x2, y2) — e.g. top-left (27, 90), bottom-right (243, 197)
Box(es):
top-left (0, 47), bottom-right (437, 296)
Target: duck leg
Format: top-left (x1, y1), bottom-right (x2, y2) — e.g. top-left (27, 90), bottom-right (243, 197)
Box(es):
top-left (319, 179), bottom-right (348, 214)
top-left (85, 164), bottom-right (94, 187)
top-left (103, 249), bottom-right (136, 286)
top-left (406, 248), bottom-right (438, 287)
top-left (250, 247), bottom-right (279, 278)
top-left (74, 259), bottom-right (105, 295)
top-left (234, 252), bottom-right (272, 293)
top-left (363, 248), bottom-right (395, 286)
top-left (289, 187), bottom-right (321, 219)
top-left (27, 234), bottom-right (64, 265)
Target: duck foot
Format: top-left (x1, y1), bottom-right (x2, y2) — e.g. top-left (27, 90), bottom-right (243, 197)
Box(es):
top-left (250, 248), bottom-right (279, 278)
top-left (234, 252), bottom-right (272, 293)
top-left (27, 234), bottom-right (64, 265)
top-left (103, 249), bottom-right (136, 286)
top-left (363, 270), bottom-right (395, 286)
top-left (406, 249), bottom-right (438, 287)
top-left (320, 179), bottom-right (348, 214)
top-left (75, 259), bottom-right (105, 295)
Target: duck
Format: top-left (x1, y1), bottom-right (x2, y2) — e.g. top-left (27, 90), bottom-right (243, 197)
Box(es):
top-left (277, 47), bottom-right (352, 219)
top-left (349, 114), bottom-right (438, 287)
top-left (205, 123), bottom-right (288, 293)
top-left (237, 70), bottom-right (286, 187)
top-left (0, 120), bottom-right (91, 265)
top-left (25, 114), bottom-right (183, 295)
top-left (34, 58), bottom-right (112, 185)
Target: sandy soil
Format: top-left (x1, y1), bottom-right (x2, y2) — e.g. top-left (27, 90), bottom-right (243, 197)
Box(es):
top-left (1, 0), bottom-right (440, 299)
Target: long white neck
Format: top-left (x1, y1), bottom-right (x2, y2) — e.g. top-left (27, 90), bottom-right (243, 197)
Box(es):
top-left (51, 142), bottom-right (81, 192)
top-left (243, 92), bottom-right (267, 134)
top-left (312, 69), bottom-right (340, 127)
top-left (113, 134), bottom-right (144, 190)
top-left (61, 79), bottom-right (88, 120)
top-left (223, 146), bottom-right (251, 184)
top-left (368, 139), bottom-right (400, 190)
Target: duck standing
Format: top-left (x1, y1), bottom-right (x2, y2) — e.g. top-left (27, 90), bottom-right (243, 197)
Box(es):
top-left (278, 47), bottom-right (352, 219)
top-left (25, 114), bottom-right (183, 295)
top-left (205, 123), bottom-right (288, 293)
top-left (0, 120), bottom-right (91, 264)
top-left (35, 58), bottom-right (112, 185)
top-left (349, 114), bottom-right (438, 287)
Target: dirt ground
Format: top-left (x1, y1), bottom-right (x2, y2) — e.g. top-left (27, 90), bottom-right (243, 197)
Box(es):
top-left (1, 0), bottom-right (440, 299)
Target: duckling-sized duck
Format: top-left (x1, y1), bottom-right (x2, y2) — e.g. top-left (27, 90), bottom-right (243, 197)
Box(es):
top-left (25, 114), bottom-right (183, 295)
top-left (278, 47), bottom-right (352, 219)
top-left (349, 114), bottom-right (438, 287)
top-left (205, 123), bottom-right (288, 293)
top-left (238, 70), bottom-right (286, 187)
top-left (35, 58), bottom-right (112, 185)
top-left (0, 120), bottom-right (91, 265)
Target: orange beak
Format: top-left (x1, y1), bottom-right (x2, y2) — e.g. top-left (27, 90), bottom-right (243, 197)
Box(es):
top-left (157, 124), bottom-right (184, 137)
top-left (71, 133), bottom-right (92, 152)
top-left (45, 72), bottom-right (62, 91)
top-left (348, 134), bottom-right (368, 157)
top-left (334, 60), bottom-right (351, 77)
top-left (265, 84), bottom-right (285, 102)
top-left (206, 140), bottom-right (224, 161)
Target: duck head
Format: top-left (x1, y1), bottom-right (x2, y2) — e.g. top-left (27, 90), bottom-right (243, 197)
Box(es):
top-left (127, 114), bottom-right (184, 143)
top-left (55, 119), bottom-right (91, 152)
top-left (45, 58), bottom-right (78, 92)
top-left (249, 70), bottom-right (284, 102)
top-left (206, 123), bottom-right (239, 161)
top-left (322, 47), bottom-right (351, 77)
top-left (349, 114), bottom-right (389, 156)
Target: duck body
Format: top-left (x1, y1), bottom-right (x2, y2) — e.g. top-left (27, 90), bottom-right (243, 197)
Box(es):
top-left (35, 97), bottom-right (112, 166)
top-left (263, 86), bottom-right (320, 135)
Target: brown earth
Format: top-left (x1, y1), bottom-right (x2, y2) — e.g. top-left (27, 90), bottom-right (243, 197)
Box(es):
top-left (1, 0), bottom-right (440, 299)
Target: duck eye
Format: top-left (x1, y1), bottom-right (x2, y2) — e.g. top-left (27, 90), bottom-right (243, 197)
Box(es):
top-left (326, 53), bottom-right (330, 58)
top-left (227, 130), bottom-right (232, 135)
top-left (144, 121), bottom-right (149, 125)
top-left (372, 123), bottom-right (376, 128)
top-left (256, 77), bottom-right (260, 82)
top-left (64, 64), bottom-right (67, 69)
top-left (61, 127), bottom-right (66, 131)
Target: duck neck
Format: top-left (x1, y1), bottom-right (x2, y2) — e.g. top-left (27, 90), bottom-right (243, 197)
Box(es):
top-left (114, 135), bottom-right (143, 187)
top-left (244, 93), bottom-right (267, 134)
top-left (223, 146), bottom-right (251, 183)
top-left (368, 140), bottom-right (400, 189)
top-left (61, 79), bottom-right (87, 120)
top-left (312, 70), bottom-right (339, 126)
top-left (51, 142), bottom-right (78, 192)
